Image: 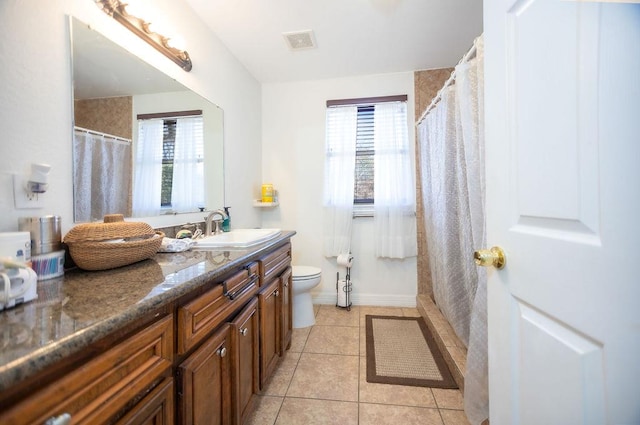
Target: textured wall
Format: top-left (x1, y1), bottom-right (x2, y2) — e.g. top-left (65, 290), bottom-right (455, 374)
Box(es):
top-left (74, 96), bottom-right (132, 139)
top-left (0, 0), bottom-right (262, 233)
top-left (414, 68), bottom-right (453, 298)
top-left (262, 72), bottom-right (418, 307)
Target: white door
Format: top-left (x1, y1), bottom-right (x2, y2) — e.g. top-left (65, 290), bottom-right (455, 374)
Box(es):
top-left (484, 1), bottom-right (640, 424)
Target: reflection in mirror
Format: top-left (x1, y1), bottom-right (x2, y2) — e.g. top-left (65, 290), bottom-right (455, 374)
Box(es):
top-left (70, 17), bottom-right (224, 222)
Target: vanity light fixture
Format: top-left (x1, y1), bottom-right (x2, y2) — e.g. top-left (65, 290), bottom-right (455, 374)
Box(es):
top-left (95, 0), bottom-right (192, 71)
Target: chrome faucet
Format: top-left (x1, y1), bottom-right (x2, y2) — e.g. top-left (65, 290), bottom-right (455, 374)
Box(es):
top-left (204, 209), bottom-right (229, 236)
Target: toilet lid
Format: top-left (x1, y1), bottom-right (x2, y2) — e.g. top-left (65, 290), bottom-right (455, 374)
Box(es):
top-left (292, 265), bottom-right (321, 279)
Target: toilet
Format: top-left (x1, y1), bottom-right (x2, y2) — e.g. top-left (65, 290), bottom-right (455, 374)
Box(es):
top-left (291, 265), bottom-right (322, 328)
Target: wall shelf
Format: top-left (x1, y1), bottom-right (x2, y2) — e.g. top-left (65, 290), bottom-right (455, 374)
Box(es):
top-left (253, 200), bottom-right (279, 208)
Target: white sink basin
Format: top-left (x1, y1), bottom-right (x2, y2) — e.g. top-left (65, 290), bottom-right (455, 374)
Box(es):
top-left (194, 228), bottom-right (281, 248)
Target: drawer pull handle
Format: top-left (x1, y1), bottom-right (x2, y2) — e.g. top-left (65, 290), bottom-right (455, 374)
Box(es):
top-left (45, 413), bottom-right (71, 425)
top-left (240, 327), bottom-right (248, 336)
top-left (223, 275), bottom-right (259, 300)
top-left (274, 289), bottom-right (279, 297)
top-left (217, 347), bottom-right (227, 358)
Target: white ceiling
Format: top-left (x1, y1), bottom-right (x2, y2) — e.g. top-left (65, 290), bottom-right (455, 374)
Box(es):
top-left (185, 0), bottom-right (483, 83)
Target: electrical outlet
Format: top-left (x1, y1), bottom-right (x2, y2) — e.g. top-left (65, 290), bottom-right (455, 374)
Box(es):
top-left (13, 174), bottom-right (44, 209)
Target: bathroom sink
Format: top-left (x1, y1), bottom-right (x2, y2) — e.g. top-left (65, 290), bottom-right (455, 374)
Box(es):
top-left (194, 228), bottom-right (281, 248)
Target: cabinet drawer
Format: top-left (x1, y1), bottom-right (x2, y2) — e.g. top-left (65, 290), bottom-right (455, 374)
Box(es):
top-left (178, 263), bottom-right (259, 355)
top-left (259, 243), bottom-right (291, 285)
top-left (0, 314), bottom-right (174, 425)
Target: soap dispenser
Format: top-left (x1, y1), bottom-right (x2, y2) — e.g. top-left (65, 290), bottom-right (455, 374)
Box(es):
top-left (222, 207), bottom-right (231, 232)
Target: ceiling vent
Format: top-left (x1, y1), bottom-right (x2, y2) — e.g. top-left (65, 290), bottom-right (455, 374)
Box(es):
top-left (283, 30), bottom-right (316, 50)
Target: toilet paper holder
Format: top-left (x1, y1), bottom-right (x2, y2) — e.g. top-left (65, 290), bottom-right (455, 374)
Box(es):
top-left (336, 254), bottom-right (353, 311)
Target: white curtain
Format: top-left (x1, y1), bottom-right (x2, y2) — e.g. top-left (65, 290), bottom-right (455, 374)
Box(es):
top-left (73, 128), bottom-right (131, 222)
top-left (172, 116), bottom-right (205, 212)
top-left (323, 106), bottom-right (357, 257)
top-left (132, 119), bottom-right (163, 217)
top-left (418, 36), bottom-right (488, 424)
top-left (373, 102), bottom-right (417, 259)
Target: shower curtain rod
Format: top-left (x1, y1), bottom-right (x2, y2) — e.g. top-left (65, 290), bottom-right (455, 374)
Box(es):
top-left (74, 126), bottom-right (132, 144)
top-left (415, 36), bottom-right (480, 126)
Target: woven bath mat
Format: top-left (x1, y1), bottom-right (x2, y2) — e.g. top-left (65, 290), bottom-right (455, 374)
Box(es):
top-left (366, 315), bottom-right (457, 388)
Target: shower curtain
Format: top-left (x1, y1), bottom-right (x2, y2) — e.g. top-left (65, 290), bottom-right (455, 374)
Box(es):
top-left (417, 36), bottom-right (488, 424)
top-left (73, 128), bottom-right (132, 222)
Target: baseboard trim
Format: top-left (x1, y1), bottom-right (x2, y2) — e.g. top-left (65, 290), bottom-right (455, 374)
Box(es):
top-left (311, 292), bottom-right (416, 307)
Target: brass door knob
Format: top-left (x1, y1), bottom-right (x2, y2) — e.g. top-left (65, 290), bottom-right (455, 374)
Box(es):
top-left (474, 246), bottom-right (506, 269)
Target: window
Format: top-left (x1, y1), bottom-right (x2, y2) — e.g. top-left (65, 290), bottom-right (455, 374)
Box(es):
top-left (133, 110), bottom-right (204, 216)
top-left (323, 95), bottom-right (416, 258)
top-left (326, 95), bottom-right (408, 207)
top-left (354, 105), bottom-right (375, 203)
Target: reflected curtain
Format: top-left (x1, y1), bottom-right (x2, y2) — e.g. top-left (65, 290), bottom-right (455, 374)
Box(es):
top-left (373, 102), bottom-right (417, 259)
top-left (132, 119), bottom-right (163, 217)
top-left (172, 116), bottom-right (205, 212)
top-left (73, 128), bottom-right (131, 222)
top-left (323, 106), bottom-right (357, 257)
top-left (418, 36), bottom-right (487, 424)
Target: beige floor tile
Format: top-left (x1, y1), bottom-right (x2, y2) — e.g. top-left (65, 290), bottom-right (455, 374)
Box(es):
top-left (359, 325), bottom-right (366, 356)
top-left (244, 395), bottom-right (283, 425)
top-left (402, 307), bottom-right (422, 317)
top-left (315, 304), bottom-right (360, 327)
top-left (274, 397), bottom-right (358, 425)
top-left (290, 327), bottom-right (311, 353)
top-left (359, 403), bottom-right (444, 425)
top-left (440, 408), bottom-right (472, 425)
top-left (261, 351), bottom-right (301, 396)
top-left (287, 353), bottom-right (359, 401)
top-left (304, 325), bottom-right (359, 355)
top-left (432, 388), bottom-right (465, 410)
top-left (358, 357), bottom-right (437, 408)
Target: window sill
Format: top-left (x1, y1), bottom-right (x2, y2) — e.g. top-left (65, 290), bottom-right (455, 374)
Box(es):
top-left (353, 204), bottom-right (374, 218)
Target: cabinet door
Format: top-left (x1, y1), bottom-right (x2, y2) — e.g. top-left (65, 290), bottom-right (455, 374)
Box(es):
top-left (258, 279), bottom-right (280, 388)
top-left (230, 298), bottom-right (259, 425)
top-left (178, 324), bottom-right (232, 425)
top-left (116, 378), bottom-right (175, 425)
top-left (279, 267), bottom-right (292, 353)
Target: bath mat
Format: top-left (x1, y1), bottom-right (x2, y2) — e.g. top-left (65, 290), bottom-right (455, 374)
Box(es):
top-left (366, 315), bottom-right (457, 388)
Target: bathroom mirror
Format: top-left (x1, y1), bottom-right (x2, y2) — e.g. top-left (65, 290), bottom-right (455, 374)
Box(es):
top-left (70, 17), bottom-right (224, 222)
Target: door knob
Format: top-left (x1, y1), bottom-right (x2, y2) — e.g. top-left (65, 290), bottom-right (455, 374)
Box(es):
top-left (474, 246), bottom-right (506, 269)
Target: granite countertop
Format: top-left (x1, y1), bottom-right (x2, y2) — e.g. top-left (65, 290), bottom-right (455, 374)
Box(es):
top-left (0, 231), bottom-right (295, 393)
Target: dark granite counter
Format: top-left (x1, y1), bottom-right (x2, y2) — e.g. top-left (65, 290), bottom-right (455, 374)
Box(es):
top-left (0, 231), bottom-right (295, 392)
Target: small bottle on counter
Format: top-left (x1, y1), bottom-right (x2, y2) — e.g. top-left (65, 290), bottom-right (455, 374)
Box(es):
top-left (222, 207), bottom-right (231, 232)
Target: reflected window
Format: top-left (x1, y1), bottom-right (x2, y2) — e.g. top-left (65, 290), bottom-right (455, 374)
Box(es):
top-left (133, 112), bottom-right (204, 216)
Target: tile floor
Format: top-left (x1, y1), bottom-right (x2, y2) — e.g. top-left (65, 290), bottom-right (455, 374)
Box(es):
top-left (246, 304), bottom-right (471, 425)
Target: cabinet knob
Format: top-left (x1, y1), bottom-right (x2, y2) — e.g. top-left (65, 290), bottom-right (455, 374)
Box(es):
top-left (217, 347), bottom-right (227, 358)
top-left (274, 290), bottom-right (279, 297)
top-left (240, 327), bottom-right (248, 336)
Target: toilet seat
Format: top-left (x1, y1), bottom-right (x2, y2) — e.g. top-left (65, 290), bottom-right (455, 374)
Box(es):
top-left (292, 266), bottom-right (321, 280)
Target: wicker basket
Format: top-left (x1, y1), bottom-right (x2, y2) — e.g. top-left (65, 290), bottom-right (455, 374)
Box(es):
top-left (64, 216), bottom-right (164, 271)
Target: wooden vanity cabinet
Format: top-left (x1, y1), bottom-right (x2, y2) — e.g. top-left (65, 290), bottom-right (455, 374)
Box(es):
top-left (230, 298), bottom-right (259, 425)
top-left (178, 263), bottom-right (260, 355)
top-left (258, 279), bottom-right (281, 389)
top-left (0, 314), bottom-right (174, 425)
top-left (177, 324), bottom-right (232, 425)
top-left (280, 266), bottom-right (293, 353)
